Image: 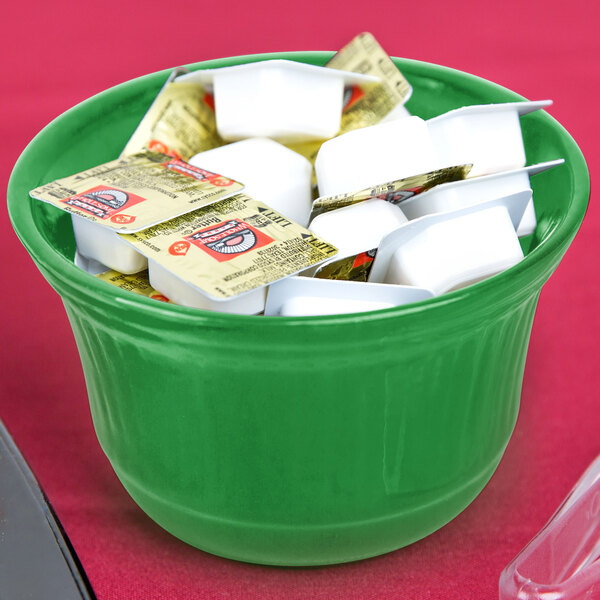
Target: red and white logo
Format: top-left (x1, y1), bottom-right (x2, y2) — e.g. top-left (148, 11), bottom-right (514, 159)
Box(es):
top-left (169, 241), bottom-right (191, 256)
top-left (61, 185), bottom-right (146, 220)
top-left (378, 186), bottom-right (422, 205)
top-left (184, 219), bottom-right (273, 262)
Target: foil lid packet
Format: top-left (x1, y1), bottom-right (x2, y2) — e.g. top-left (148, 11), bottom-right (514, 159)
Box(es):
top-left (29, 151), bottom-right (243, 233)
top-left (326, 32), bottom-right (412, 129)
top-left (95, 269), bottom-right (172, 303)
top-left (122, 68), bottom-right (224, 160)
top-left (314, 249), bottom-right (377, 282)
top-left (120, 193), bottom-right (338, 300)
top-left (309, 164), bottom-right (472, 221)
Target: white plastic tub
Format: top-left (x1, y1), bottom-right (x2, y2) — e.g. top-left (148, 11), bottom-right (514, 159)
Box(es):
top-left (308, 198), bottom-right (408, 257)
top-left (265, 276), bottom-right (433, 316)
top-left (427, 100), bottom-right (552, 177)
top-left (399, 160), bottom-right (564, 237)
top-left (71, 215), bottom-right (148, 274)
top-left (178, 60), bottom-right (378, 143)
top-left (148, 260), bottom-right (267, 315)
top-left (189, 138), bottom-right (313, 226)
top-left (368, 192), bottom-right (531, 295)
top-left (314, 101), bottom-right (550, 198)
top-left (314, 116), bottom-right (439, 196)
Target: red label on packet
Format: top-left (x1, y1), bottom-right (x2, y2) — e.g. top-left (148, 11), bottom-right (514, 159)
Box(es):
top-left (352, 251), bottom-right (375, 269)
top-left (61, 185), bottom-right (146, 220)
top-left (185, 219), bottom-right (274, 263)
top-left (202, 92), bottom-right (215, 111)
top-left (343, 85), bottom-right (366, 113)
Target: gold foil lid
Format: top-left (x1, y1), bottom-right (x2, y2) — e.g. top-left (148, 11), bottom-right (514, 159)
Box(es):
top-left (309, 164), bottom-right (472, 221)
top-left (122, 75), bottom-right (224, 161)
top-left (29, 151), bottom-right (244, 233)
top-left (314, 249), bottom-right (377, 282)
top-left (95, 269), bottom-right (173, 303)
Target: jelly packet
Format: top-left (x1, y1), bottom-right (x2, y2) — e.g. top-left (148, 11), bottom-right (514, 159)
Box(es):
top-left (120, 193), bottom-right (338, 300)
top-left (309, 164), bottom-right (471, 221)
top-left (96, 270), bottom-right (172, 303)
top-left (122, 68), bottom-right (224, 160)
top-left (29, 151), bottom-right (243, 233)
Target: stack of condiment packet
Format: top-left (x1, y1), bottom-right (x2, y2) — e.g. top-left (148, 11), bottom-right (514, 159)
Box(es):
top-left (29, 32), bottom-right (564, 317)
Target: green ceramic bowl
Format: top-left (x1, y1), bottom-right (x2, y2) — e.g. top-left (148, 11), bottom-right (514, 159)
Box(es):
top-left (8, 52), bottom-right (589, 566)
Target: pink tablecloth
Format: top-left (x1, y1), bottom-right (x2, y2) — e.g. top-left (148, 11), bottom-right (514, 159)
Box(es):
top-left (2, 1), bottom-right (599, 598)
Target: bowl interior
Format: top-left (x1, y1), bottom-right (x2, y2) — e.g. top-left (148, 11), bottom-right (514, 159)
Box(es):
top-left (8, 52), bottom-right (589, 319)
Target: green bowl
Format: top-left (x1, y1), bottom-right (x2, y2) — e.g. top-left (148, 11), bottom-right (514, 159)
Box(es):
top-left (7, 52), bottom-right (589, 566)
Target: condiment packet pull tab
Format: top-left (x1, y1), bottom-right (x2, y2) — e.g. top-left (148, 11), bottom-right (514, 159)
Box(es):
top-left (499, 454), bottom-right (600, 600)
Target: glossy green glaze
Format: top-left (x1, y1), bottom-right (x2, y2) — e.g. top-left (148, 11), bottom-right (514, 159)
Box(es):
top-left (8, 52), bottom-right (589, 565)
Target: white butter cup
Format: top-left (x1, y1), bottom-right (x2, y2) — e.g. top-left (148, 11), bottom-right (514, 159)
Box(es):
top-left (399, 160), bottom-right (564, 237)
top-left (309, 198), bottom-right (408, 257)
top-left (380, 103), bottom-right (412, 123)
top-left (427, 100), bottom-right (552, 177)
top-left (73, 249), bottom-right (109, 275)
top-left (148, 260), bottom-right (266, 315)
top-left (265, 276), bottom-right (433, 317)
top-left (315, 100), bottom-right (550, 199)
top-left (368, 191), bottom-right (531, 296)
top-left (315, 116), bottom-right (440, 197)
top-left (72, 215), bottom-right (148, 275)
top-left (178, 60), bottom-right (378, 143)
top-left (189, 138), bottom-right (313, 227)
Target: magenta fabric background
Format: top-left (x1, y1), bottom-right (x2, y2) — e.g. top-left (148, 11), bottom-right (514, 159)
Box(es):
top-left (2, 1), bottom-right (598, 598)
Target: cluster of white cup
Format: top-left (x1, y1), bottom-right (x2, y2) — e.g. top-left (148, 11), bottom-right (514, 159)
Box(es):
top-left (71, 59), bottom-right (561, 317)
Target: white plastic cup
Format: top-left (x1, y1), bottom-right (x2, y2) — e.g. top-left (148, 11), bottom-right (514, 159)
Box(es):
top-left (368, 192), bottom-right (531, 296)
top-left (148, 260), bottom-right (266, 315)
top-left (315, 101), bottom-right (550, 199)
top-left (314, 116), bottom-right (439, 197)
top-left (427, 100), bottom-right (552, 177)
top-left (308, 198), bottom-right (408, 257)
top-left (178, 60), bottom-right (378, 143)
top-left (265, 276), bottom-right (433, 317)
top-left (189, 138), bottom-right (313, 227)
top-left (71, 215), bottom-right (148, 275)
top-left (73, 249), bottom-right (110, 275)
top-left (399, 160), bottom-right (564, 237)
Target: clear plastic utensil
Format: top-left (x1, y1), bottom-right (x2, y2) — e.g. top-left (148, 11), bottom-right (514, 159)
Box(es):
top-left (499, 455), bottom-right (600, 599)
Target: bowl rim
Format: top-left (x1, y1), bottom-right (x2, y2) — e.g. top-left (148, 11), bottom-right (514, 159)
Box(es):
top-left (7, 51), bottom-right (590, 328)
